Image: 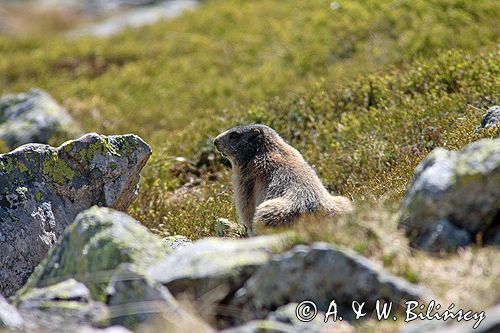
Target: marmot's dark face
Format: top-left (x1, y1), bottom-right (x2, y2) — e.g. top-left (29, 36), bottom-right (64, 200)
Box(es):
top-left (214, 125), bottom-right (268, 167)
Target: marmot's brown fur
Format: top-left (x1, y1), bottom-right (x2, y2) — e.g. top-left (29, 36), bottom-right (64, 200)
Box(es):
top-left (214, 124), bottom-right (352, 235)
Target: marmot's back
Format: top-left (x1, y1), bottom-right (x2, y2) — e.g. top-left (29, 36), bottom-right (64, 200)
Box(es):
top-left (214, 124), bottom-right (352, 235)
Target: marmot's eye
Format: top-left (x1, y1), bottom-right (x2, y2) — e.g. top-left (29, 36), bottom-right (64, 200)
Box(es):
top-left (229, 132), bottom-right (240, 140)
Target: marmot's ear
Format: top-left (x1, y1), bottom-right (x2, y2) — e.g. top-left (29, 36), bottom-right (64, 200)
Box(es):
top-left (251, 128), bottom-right (261, 138)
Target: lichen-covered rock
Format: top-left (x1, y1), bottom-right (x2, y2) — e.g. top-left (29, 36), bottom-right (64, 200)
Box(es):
top-left (0, 295), bottom-right (24, 330)
top-left (162, 235), bottom-right (192, 252)
top-left (230, 243), bottom-right (426, 323)
top-left (0, 89), bottom-right (78, 151)
top-left (106, 264), bottom-right (211, 331)
top-left (481, 106), bottom-right (500, 129)
top-left (15, 279), bottom-right (109, 332)
top-left (215, 218), bottom-right (246, 238)
top-left (0, 133), bottom-right (151, 297)
top-left (16, 207), bottom-right (166, 302)
top-left (399, 139), bottom-right (500, 252)
top-left (147, 235), bottom-right (291, 306)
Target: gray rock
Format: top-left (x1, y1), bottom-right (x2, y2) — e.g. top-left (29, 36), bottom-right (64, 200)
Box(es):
top-left (67, 0), bottom-right (199, 38)
top-left (147, 235), bottom-right (291, 305)
top-left (0, 294), bottom-right (24, 330)
top-left (414, 219), bottom-right (472, 253)
top-left (399, 139), bottom-right (500, 252)
top-left (106, 264), bottom-right (201, 330)
top-left (230, 243), bottom-right (427, 323)
top-left (215, 218), bottom-right (246, 238)
top-left (16, 279), bottom-right (109, 332)
top-left (15, 207), bottom-right (166, 302)
top-left (481, 106), bottom-right (500, 128)
top-left (0, 133), bottom-right (151, 297)
top-left (162, 235), bottom-right (192, 252)
top-left (0, 89), bottom-right (77, 151)
top-left (17, 278), bottom-right (91, 305)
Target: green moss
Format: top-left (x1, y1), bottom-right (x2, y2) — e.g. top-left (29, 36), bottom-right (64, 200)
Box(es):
top-left (35, 192), bottom-right (43, 202)
top-left (76, 137), bottom-right (121, 162)
top-left (0, 157), bottom-right (14, 173)
top-left (42, 152), bottom-right (76, 184)
top-left (17, 161), bottom-right (28, 173)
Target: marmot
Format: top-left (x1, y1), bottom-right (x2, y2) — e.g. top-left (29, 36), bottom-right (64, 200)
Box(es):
top-left (214, 124), bottom-right (352, 235)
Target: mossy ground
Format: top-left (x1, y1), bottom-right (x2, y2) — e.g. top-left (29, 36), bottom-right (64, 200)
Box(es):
top-left (1, 0), bottom-right (499, 331)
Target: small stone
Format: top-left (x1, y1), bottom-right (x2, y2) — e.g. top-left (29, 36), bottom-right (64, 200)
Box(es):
top-left (481, 106), bottom-right (500, 128)
top-left (215, 218), bottom-right (246, 238)
top-left (162, 235), bottom-right (192, 252)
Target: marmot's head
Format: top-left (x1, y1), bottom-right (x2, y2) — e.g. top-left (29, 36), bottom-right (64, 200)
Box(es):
top-left (214, 124), bottom-right (276, 166)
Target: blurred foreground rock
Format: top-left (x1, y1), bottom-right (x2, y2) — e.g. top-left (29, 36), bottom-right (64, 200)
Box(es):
top-left (147, 235), bottom-right (290, 306)
top-left (0, 294), bottom-right (24, 330)
top-left (12, 207), bottom-right (207, 332)
top-left (0, 88), bottom-right (78, 152)
top-left (17, 207), bottom-right (165, 301)
top-left (231, 243), bottom-right (426, 323)
top-left (16, 279), bottom-right (109, 332)
top-left (0, 133), bottom-right (151, 297)
top-left (399, 139), bottom-right (500, 252)
top-left (2, 205), bottom-right (432, 332)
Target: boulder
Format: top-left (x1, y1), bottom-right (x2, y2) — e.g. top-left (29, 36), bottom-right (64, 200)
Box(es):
top-left (399, 139), bottom-right (500, 252)
top-left (16, 207), bottom-right (166, 302)
top-left (0, 133), bottom-right (151, 297)
top-left (15, 279), bottom-right (109, 332)
top-left (0, 89), bottom-right (77, 151)
top-left (106, 264), bottom-right (209, 331)
top-left (147, 235), bottom-right (291, 310)
top-left (230, 243), bottom-right (426, 323)
top-left (0, 295), bottom-right (24, 330)
top-left (481, 106), bottom-right (500, 129)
